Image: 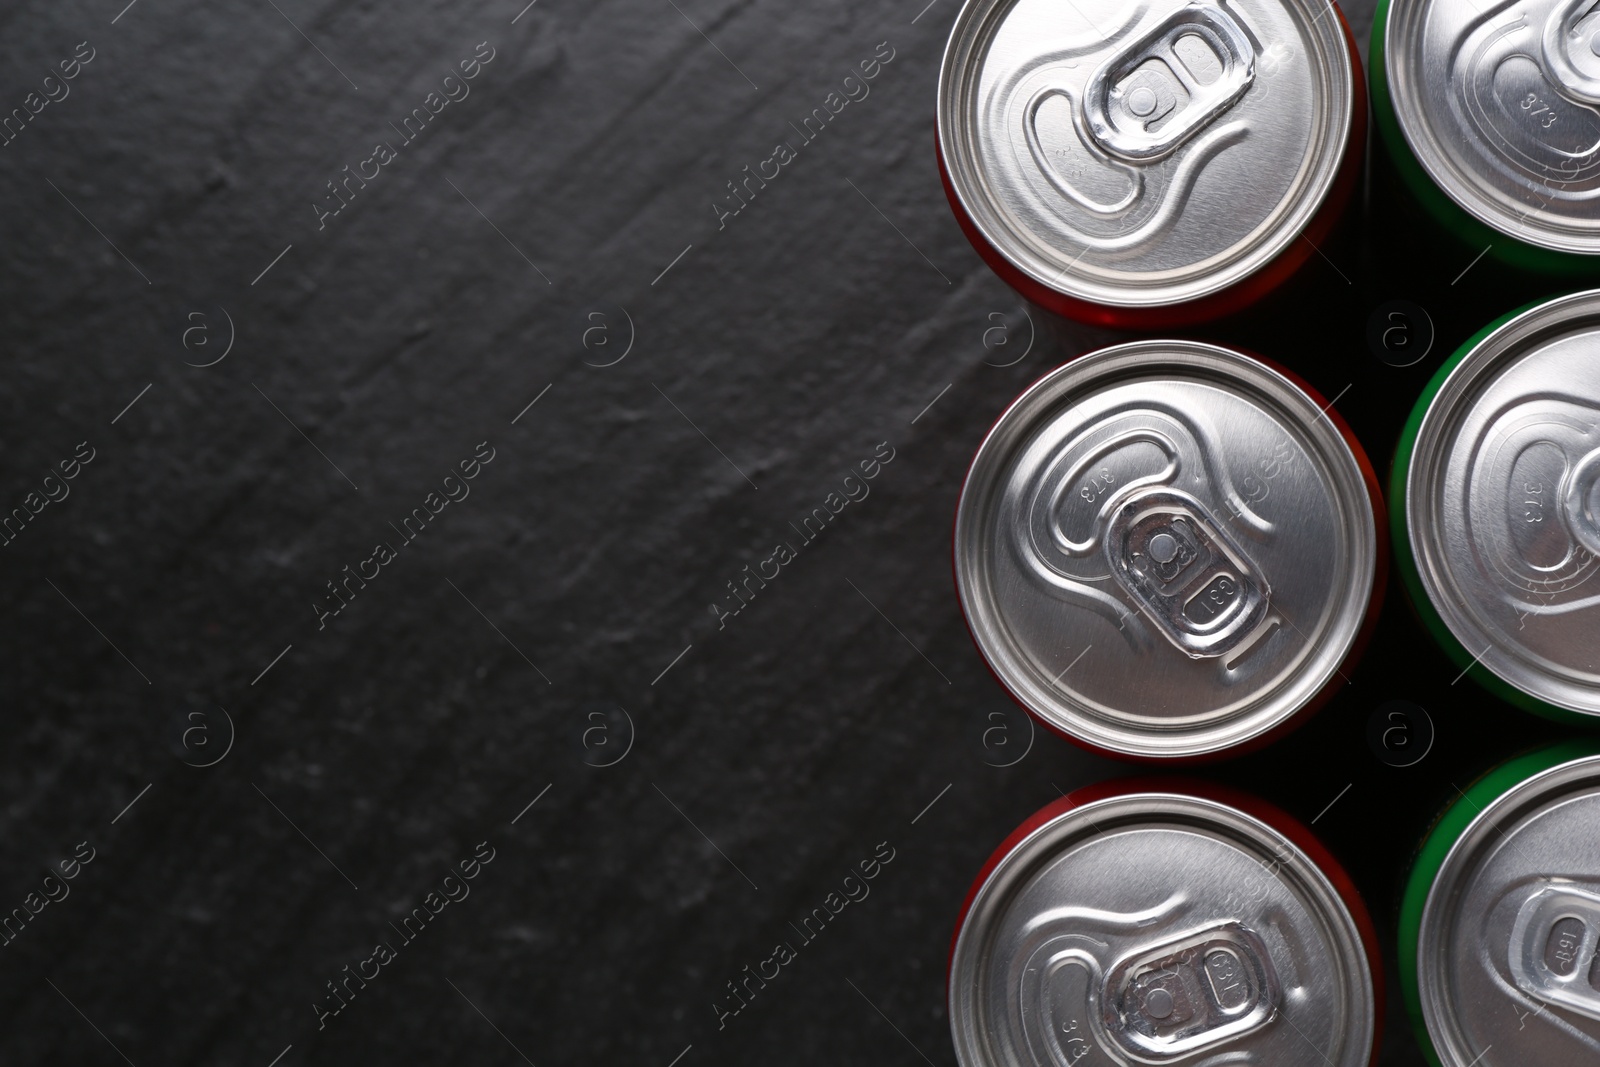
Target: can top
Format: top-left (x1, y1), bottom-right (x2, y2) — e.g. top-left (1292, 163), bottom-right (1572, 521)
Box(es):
top-left (1417, 754), bottom-right (1600, 1064)
top-left (937, 0), bottom-right (1354, 308)
top-left (1385, 0), bottom-right (1600, 254)
top-left (949, 791), bottom-right (1376, 1067)
top-left (1406, 290), bottom-right (1600, 716)
top-left (954, 341), bottom-right (1377, 759)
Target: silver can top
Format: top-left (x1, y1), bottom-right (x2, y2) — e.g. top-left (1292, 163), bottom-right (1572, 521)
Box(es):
top-left (1405, 290), bottom-right (1600, 717)
top-left (949, 791), bottom-right (1376, 1067)
top-left (937, 0), bottom-right (1355, 308)
top-left (954, 342), bottom-right (1378, 758)
top-left (1417, 754), bottom-right (1600, 1066)
top-left (1385, 0), bottom-right (1600, 254)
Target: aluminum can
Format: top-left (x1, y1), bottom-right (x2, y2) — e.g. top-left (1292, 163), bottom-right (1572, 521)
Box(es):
top-left (1393, 290), bottom-right (1600, 723)
top-left (949, 781), bottom-right (1381, 1067)
top-left (936, 0), bottom-right (1364, 327)
top-left (1374, 0), bottom-right (1600, 273)
top-left (1399, 742), bottom-right (1600, 1067)
top-left (954, 341), bottom-right (1383, 760)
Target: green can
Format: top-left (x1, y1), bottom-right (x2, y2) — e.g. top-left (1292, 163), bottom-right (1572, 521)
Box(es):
top-left (1372, 0), bottom-right (1600, 274)
top-left (1399, 742), bottom-right (1600, 1067)
top-left (1392, 290), bottom-right (1600, 725)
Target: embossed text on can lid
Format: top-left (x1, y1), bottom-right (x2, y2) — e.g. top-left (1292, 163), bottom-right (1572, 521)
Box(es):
top-left (1416, 754), bottom-right (1600, 1065)
top-left (949, 792), bottom-right (1376, 1067)
top-left (1385, 0), bottom-right (1600, 254)
top-left (954, 341), bottom-right (1378, 758)
top-left (1405, 290), bottom-right (1600, 717)
top-left (937, 0), bottom-right (1355, 308)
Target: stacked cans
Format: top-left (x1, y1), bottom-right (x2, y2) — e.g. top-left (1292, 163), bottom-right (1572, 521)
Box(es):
top-left (1389, 292), bottom-right (1600, 1058)
top-left (1371, 13), bottom-right (1600, 1056)
top-left (935, 1), bottom-right (1600, 1066)
top-left (946, 340), bottom-right (1386, 1067)
top-left (938, 0), bottom-right (1385, 1058)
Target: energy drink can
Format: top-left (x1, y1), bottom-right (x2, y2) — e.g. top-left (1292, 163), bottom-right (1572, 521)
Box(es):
top-left (949, 781), bottom-right (1381, 1067)
top-left (1399, 742), bottom-right (1600, 1066)
top-left (954, 341), bottom-right (1384, 760)
top-left (1374, 0), bottom-right (1600, 273)
top-left (937, 0), bottom-right (1364, 327)
top-left (1393, 290), bottom-right (1600, 723)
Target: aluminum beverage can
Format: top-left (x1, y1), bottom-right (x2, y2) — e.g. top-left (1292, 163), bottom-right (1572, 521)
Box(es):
top-left (1393, 290), bottom-right (1600, 723)
top-left (1373, 0), bottom-right (1600, 274)
top-left (1399, 742), bottom-right (1600, 1066)
top-left (948, 781), bottom-right (1381, 1067)
top-left (936, 0), bottom-right (1364, 326)
top-left (954, 340), bottom-right (1384, 759)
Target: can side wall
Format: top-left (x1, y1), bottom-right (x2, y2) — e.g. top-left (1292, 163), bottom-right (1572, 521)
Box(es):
top-left (1388, 299), bottom-right (1598, 727)
top-left (1369, 0), bottom-right (1600, 275)
top-left (1396, 742), bottom-right (1600, 1067)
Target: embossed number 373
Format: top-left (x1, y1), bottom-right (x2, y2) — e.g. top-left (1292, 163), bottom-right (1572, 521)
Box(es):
top-left (1080, 466), bottom-right (1116, 504)
top-left (1523, 481), bottom-right (1546, 524)
top-left (1522, 93), bottom-right (1559, 129)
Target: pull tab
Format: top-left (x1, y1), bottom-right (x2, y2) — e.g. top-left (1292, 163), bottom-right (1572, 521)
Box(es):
top-left (1083, 2), bottom-right (1256, 163)
top-left (1105, 487), bottom-right (1270, 658)
top-left (1507, 883), bottom-right (1600, 1020)
top-left (1543, 0), bottom-right (1600, 106)
top-left (1564, 447), bottom-right (1600, 557)
top-left (1102, 922), bottom-right (1280, 1062)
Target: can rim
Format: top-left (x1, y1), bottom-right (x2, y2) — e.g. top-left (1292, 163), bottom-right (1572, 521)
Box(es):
top-left (954, 340), bottom-right (1379, 758)
top-left (935, 0), bottom-right (1356, 308)
top-left (1403, 289), bottom-right (1600, 717)
top-left (1382, 0), bottom-right (1600, 255)
top-left (1405, 747), bottom-right (1600, 1066)
top-left (947, 784), bottom-right (1380, 1067)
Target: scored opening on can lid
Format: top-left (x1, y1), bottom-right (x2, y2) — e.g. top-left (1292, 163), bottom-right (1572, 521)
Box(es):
top-left (1405, 290), bottom-right (1600, 718)
top-left (954, 341), bottom-right (1378, 759)
top-left (936, 0), bottom-right (1355, 308)
top-left (949, 791), bottom-right (1377, 1067)
top-left (1384, 0), bottom-right (1600, 255)
top-left (1415, 753), bottom-right (1600, 1065)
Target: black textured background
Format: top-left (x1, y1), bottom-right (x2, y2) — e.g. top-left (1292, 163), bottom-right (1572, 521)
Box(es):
top-left (0, 0), bottom-right (1586, 1064)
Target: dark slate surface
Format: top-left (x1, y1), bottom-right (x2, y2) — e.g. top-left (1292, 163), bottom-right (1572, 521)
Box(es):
top-left (0, 0), bottom-right (1585, 1064)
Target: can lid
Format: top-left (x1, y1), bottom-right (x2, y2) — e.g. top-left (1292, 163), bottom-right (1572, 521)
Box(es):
top-left (1405, 290), bottom-right (1600, 717)
top-left (937, 0), bottom-right (1354, 308)
top-left (949, 791), bottom-right (1376, 1067)
top-left (1384, 0), bottom-right (1600, 254)
top-left (1416, 754), bottom-right (1600, 1063)
top-left (954, 341), bottom-right (1377, 759)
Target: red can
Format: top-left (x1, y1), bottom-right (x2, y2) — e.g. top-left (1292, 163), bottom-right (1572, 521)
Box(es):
top-left (948, 781), bottom-right (1382, 1067)
top-left (953, 340), bottom-right (1385, 761)
top-left (936, 0), bottom-right (1366, 327)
